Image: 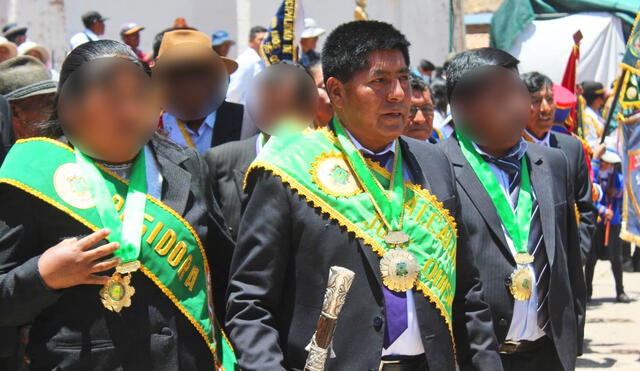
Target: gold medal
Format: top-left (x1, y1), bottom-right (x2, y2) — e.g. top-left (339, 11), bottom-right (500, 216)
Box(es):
top-left (514, 253), bottom-right (534, 265)
top-left (100, 261), bottom-right (139, 312)
top-left (509, 268), bottom-right (533, 300)
top-left (379, 248), bottom-right (419, 292)
top-left (384, 230), bottom-right (410, 245)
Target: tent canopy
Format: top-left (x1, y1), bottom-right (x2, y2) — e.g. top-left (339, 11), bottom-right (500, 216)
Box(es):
top-left (491, 0), bottom-right (639, 51)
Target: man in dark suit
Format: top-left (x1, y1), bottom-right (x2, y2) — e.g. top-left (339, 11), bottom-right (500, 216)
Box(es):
top-left (521, 71), bottom-right (596, 263)
top-left (226, 21), bottom-right (501, 371)
top-left (439, 48), bottom-right (586, 371)
top-left (205, 62), bottom-right (318, 239)
top-left (155, 29), bottom-right (247, 153)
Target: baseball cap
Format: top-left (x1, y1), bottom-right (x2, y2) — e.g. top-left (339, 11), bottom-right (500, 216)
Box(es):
top-left (211, 30), bottom-right (235, 46)
top-left (121, 22), bottom-right (145, 36)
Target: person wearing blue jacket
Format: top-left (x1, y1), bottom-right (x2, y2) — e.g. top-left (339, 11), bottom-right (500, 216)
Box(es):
top-left (585, 144), bottom-right (631, 303)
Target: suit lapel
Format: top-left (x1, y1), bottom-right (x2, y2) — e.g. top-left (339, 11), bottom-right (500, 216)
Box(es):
top-left (527, 149), bottom-right (556, 266)
top-left (151, 136), bottom-right (192, 216)
top-left (232, 137), bottom-right (259, 202)
top-left (446, 140), bottom-right (514, 263)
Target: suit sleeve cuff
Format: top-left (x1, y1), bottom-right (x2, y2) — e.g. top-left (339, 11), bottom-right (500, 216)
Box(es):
top-left (21, 255), bottom-right (63, 299)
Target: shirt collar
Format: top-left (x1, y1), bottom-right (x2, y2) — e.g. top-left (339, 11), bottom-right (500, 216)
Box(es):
top-left (472, 138), bottom-right (528, 162)
top-left (524, 129), bottom-right (550, 147)
top-left (84, 29), bottom-right (98, 38)
top-left (345, 128), bottom-right (396, 156)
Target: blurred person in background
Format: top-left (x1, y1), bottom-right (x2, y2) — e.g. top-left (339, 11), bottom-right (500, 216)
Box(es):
top-left (0, 56), bottom-right (56, 140)
top-left (18, 41), bottom-right (59, 80)
top-left (404, 74), bottom-right (439, 142)
top-left (227, 25), bottom-right (267, 104)
top-left (299, 18), bottom-right (326, 68)
top-left (307, 60), bottom-right (333, 127)
top-left (70, 11), bottom-right (107, 49)
top-left (0, 37), bottom-right (17, 63)
top-left (211, 30), bottom-right (235, 57)
top-left (2, 24), bottom-right (28, 47)
top-left (120, 23), bottom-right (150, 67)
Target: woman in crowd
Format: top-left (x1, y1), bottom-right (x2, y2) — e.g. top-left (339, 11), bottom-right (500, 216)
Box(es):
top-left (0, 40), bottom-right (236, 370)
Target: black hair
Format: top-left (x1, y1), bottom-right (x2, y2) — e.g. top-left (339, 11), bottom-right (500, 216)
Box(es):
top-left (321, 20), bottom-right (410, 84)
top-left (419, 59), bottom-right (435, 72)
top-left (409, 74), bottom-right (426, 92)
top-left (445, 47), bottom-right (520, 101)
top-left (430, 77), bottom-right (448, 115)
top-left (581, 80), bottom-right (606, 106)
top-left (521, 71), bottom-right (553, 94)
top-left (40, 40), bottom-right (148, 138)
top-left (249, 26), bottom-right (267, 41)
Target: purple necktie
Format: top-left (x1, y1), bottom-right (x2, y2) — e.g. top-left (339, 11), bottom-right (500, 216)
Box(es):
top-left (362, 151), bottom-right (408, 347)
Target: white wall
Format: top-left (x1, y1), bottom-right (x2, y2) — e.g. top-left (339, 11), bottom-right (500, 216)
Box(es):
top-left (1, 0), bottom-right (459, 70)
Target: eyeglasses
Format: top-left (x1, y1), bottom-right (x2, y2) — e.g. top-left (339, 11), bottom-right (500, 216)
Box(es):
top-left (409, 105), bottom-right (434, 117)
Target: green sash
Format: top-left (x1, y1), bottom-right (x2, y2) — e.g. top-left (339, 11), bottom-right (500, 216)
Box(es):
top-left (0, 138), bottom-right (237, 370)
top-left (246, 127), bottom-right (458, 335)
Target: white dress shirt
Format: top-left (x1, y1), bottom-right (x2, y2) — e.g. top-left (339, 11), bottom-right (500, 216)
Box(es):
top-left (524, 129), bottom-right (551, 147)
top-left (227, 48), bottom-right (265, 104)
top-left (472, 140), bottom-right (546, 342)
top-left (346, 130), bottom-right (425, 356)
top-left (162, 111), bottom-right (217, 155)
top-left (70, 29), bottom-right (100, 50)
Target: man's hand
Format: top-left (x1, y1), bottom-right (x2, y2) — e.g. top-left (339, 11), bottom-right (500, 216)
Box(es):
top-left (593, 143), bottom-right (606, 160)
top-left (604, 209), bottom-right (614, 221)
top-left (38, 229), bottom-right (121, 290)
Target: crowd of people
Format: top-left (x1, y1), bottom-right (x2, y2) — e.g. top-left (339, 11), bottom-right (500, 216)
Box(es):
top-left (0, 8), bottom-right (638, 371)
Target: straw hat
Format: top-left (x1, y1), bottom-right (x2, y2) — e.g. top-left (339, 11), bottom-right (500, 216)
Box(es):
top-left (154, 29), bottom-right (238, 74)
top-left (18, 41), bottom-right (50, 64)
top-left (0, 37), bottom-right (17, 60)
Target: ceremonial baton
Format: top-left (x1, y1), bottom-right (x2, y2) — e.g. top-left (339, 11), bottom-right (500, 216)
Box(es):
top-left (304, 266), bottom-right (355, 371)
top-left (600, 70), bottom-right (627, 144)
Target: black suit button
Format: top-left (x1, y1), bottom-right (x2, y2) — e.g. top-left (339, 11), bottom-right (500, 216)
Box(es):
top-left (499, 318), bottom-right (508, 327)
top-left (505, 275), bottom-right (512, 287)
top-left (228, 226), bottom-right (234, 233)
top-left (373, 316), bottom-right (384, 330)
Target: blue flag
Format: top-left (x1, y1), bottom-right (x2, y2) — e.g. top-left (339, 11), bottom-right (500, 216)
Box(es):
top-left (620, 12), bottom-right (640, 243)
top-left (260, 0), bottom-right (304, 65)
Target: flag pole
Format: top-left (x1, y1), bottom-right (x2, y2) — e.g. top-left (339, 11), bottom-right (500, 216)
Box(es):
top-left (600, 70), bottom-right (628, 144)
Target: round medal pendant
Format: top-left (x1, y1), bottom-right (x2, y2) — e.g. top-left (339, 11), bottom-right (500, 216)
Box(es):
top-left (379, 248), bottom-right (419, 292)
top-left (509, 268), bottom-right (533, 301)
top-left (100, 273), bottom-right (136, 312)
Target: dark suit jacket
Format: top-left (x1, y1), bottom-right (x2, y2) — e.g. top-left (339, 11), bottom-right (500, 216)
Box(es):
top-left (211, 101), bottom-right (245, 147)
top-left (0, 134), bottom-right (234, 370)
top-left (549, 132), bottom-right (596, 262)
top-left (440, 138), bottom-right (587, 371)
top-left (204, 135), bottom-right (257, 239)
top-left (226, 136), bottom-right (501, 371)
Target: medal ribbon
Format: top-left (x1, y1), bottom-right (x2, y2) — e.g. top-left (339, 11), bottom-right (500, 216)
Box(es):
top-left (75, 148), bottom-right (147, 262)
top-left (333, 117), bottom-right (405, 232)
top-left (456, 131), bottom-right (532, 254)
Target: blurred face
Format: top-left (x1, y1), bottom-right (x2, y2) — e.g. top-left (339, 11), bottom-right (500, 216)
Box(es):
top-left (247, 79), bottom-right (317, 134)
top-left (0, 46), bottom-right (13, 62)
top-left (10, 93), bottom-right (55, 139)
top-left (213, 41), bottom-right (233, 57)
top-left (300, 37), bottom-right (318, 52)
top-left (122, 33), bottom-right (141, 49)
top-left (526, 85), bottom-right (555, 138)
top-left (59, 59), bottom-right (159, 163)
top-left (157, 60), bottom-right (229, 121)
top-left (327, 49), bottom-right (411, 152)
top-left (310, 64), bottom-right (333, 127)
top-left (451, 67), bottom-right (530, 151)
top-left (249, 32), bottom-right (267, 51)
top-left (93, 21), bottom-right (106, 36)
top-left (26, 49), bottom-right (46, 64)
top-left (405, 88), bottom-right (434, 141)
